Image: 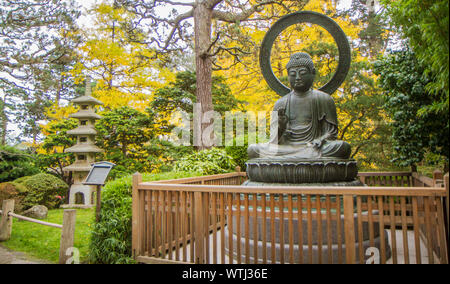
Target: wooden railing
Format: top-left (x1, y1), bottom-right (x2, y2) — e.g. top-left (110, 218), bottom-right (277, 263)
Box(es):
top-left (132, 171), bottom-right (448, 264)
top-left (0, 199), bottom-right (76, 264)
top-left (358, 171), bottom-right (445, 188)
top-left (358, 172), bottom-right (413, 187)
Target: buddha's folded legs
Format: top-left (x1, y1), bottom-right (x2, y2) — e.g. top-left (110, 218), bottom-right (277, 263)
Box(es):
top-left (248, 140), bottom-right (351, 160)
top-left (321, 140), bottom-right (351, 159)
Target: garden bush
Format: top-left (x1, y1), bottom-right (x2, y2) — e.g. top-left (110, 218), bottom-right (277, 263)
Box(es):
top-left (173, 148), bottom-right (236, 175)
top-left (225, 145), bottom-right (248, 171)
top-left (0, 182), bottom-right (28, 212)
top-left (225, 134), bottom-right (261, 171)
top-left (0, 145), bottom-right (40, 183)
top-left (88, 171), bottom-right (201, 264)
top-left (21, 173), bottom-right (68, 210)
top-left (13, 175), bottom-right (33, 184)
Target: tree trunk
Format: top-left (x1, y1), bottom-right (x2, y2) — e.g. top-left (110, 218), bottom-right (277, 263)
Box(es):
top-left (0, 97), bottom-right (8, 145)
top-left (193, 1), bottom-right (214, 150)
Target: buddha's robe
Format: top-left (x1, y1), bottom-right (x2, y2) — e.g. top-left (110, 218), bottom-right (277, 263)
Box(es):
top-left (248, 89), bottom-right (351, 160)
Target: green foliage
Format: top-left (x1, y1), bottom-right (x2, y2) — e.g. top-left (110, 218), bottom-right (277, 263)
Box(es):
top-left (95, 106), bottom-right (156, 174)
top-left (13, 175), bottom-right (32, 185)
top-left (96, 106), bottom-right (153, 153)
top-left (21, 173), bottom-right (69, 210)
top-left (225, 145), bottom-right (248, 171)
top-left (174, 148), bottom-right (236, 175)
top-left (88, 175), bottom-right (133, 264)
top-left (224, 134), bottom-right (256, 171)
top-left (0, 182), bottom-right (28, 212)
top-left (95, 106), bottom-right (197, 176)
top-left (36, 117), bottom-right (77, 184)
top-left (381, 0), bottom-right (449, 113)
top-left (88, 171), bottom-right (201, 264)
top-left (151, 71), bottom-right (243, 137)
top-left (374, 49), bottom-right (449, 169)
top-left (0, 145), bottom-right (40, 183)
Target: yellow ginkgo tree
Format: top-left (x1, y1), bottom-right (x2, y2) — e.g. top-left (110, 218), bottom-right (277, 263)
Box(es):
top-left (72, 0), bottom-right (175, 112)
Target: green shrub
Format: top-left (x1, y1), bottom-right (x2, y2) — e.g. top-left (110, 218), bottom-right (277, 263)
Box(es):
top-left (88, 171), bottom-right (202, 264)
top-left (0, 145), bottom-right (40, 183)
top-left (13, 175), bottom-right (32, 185)
top-left (225, 145), bottom-right (248, 171)
top-left (21, 173), bottom-right (68, 210)
top-left (0, 182), bottom-right (28, 212)
top-left (173, 148), bottom-right (236, 175)
top-left (225, 134), bottom-right (262, 171)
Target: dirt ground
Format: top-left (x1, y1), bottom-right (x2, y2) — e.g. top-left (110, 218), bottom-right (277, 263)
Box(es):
top-left (0, 244), bottom-right (50, 264)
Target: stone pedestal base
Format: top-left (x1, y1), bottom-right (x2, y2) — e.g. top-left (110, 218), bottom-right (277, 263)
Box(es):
top-left (225, 208), bottom-right (391, 264)
top-left (243, 179), bottom-right (364, 187)
top-left (246, 158), bottom-right (358, 184)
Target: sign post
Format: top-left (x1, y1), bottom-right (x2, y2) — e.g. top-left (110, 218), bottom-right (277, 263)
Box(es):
top-left (83, 161), bottom-right (115, 222)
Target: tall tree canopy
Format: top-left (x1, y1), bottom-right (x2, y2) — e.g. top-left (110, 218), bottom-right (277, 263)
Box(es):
top-left (374, 49), bottom-right (449, 172)
top-left (72, 1), bottom-right (173, 111)
top-left (0, 0), bottom-right (81, 145)
top-left (380, 0), bottom-right (449, 114)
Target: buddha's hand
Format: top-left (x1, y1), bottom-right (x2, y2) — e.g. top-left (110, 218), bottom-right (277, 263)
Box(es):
top-left (278, 109), bottom-right (288, 130)
top-left (312, 138), bottom-right (324, 149)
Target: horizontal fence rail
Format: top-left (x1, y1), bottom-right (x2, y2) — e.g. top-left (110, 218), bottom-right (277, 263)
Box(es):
top-left (0, 199), bottom-right (76, 264)
top-left (7, 212), bottom-right (63, 229)
top-left (132, 171), bottom-right (449, 264)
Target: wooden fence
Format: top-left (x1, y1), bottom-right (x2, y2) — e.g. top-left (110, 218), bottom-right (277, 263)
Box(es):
top-left (132, 171), bottom-right (449, 264)
top-left (359, 171), bottom-right (445, 188)
top-left (0, 199), bottom-right (76, 264)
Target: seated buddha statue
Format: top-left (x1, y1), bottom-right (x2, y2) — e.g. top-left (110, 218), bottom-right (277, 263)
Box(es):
top-left (248, 52), bottom-right (351, 160)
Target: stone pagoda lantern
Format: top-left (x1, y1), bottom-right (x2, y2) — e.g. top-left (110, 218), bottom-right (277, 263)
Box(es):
top-left (63, 77), bottom-right (103, 207)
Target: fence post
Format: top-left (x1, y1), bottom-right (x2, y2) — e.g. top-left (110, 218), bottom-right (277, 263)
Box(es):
top-left (194, 191), bottom-right (205, 264)
top-left (343, 195), bottom-right (356, 264)
top-left (59, 209), bottom-right (77, 264)
top-left (132, 172), bottom-right (142, 260)
top-left (360, 175), bottom-right (366, 185)
top-left (0, 199), bottom-right (14, 241)
top-left (445, 174), bottom-right (449, 247)
top-left (433, 170), bottom-right (444, 187)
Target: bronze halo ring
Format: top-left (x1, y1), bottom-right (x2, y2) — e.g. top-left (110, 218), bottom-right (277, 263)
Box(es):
top-left (259, 11), bottom-right (351, 96)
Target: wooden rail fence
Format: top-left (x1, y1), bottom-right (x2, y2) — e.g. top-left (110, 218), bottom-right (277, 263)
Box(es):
top-left (0, 199), bottom-right (76, 264)
top-left (132, 171), bottom-right (449, 264)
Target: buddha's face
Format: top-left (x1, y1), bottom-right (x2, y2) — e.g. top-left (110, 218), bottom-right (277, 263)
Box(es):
top-left (288, 66), bottom-right (315, 92)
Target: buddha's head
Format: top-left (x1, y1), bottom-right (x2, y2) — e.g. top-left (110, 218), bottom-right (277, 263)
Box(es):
top-left (286, 52), bottom-right (316, 93)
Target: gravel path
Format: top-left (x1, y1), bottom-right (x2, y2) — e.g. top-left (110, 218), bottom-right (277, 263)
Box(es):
top-left (0, 244), bottom-right (50, 264)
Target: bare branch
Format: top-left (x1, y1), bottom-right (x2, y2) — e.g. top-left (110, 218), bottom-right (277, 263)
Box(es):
top-left (212, 0), bottom-right (279, 23)
top-left (163, 9), bottom-right (194, 50)
top-left (164, 0), bottom-right (195, 7)
top-left (206, 0), bottom-right (224, 9)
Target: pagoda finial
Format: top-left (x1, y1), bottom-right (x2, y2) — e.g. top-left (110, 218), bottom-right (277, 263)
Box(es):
top-left (86, 76), bottom-right (92, 96)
